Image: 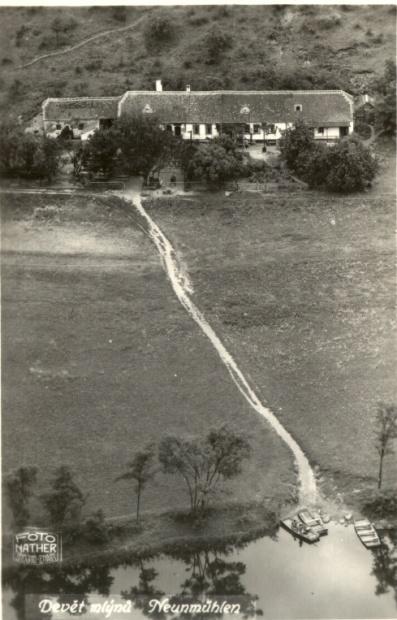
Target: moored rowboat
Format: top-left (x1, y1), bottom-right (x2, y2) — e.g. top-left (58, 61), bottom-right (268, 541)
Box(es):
top-left (354, 519), bottom-right (382, 549)
top-left (280, 517), bottom-right (320, 543)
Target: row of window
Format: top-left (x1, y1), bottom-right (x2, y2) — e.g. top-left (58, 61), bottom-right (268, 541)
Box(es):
top-left (54, 120), bottom-right (348, 138)
top-left (56, 122), bottom-right (85, 130)
top-left (165, 123), bottom-right (277, 136)
top-left (55, 122), bottom-right (278, 135)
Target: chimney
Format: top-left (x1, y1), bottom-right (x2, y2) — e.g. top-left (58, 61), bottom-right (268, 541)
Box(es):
top-left (186, 84), bottom-right (191, 93)
top-left (155, 80), bottom-right (163, 92)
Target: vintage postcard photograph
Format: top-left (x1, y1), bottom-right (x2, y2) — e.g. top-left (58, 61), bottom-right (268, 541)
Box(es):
top-left (1, 2), bottom-right (396, 619)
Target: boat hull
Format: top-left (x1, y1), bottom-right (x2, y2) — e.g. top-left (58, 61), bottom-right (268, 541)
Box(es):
top-left (280, 518), bottom-right (320, 544)
top-left (354, 519), bottom-right (382, 549)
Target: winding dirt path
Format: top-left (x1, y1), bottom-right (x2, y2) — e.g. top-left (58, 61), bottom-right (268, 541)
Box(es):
top-left (16, 12), bottom-right (149, 70)
top-left (123, 181), bottom-right (318, 505)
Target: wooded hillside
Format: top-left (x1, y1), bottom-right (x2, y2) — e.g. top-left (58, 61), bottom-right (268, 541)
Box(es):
top-left (0, 5), bottom-right (395, 122)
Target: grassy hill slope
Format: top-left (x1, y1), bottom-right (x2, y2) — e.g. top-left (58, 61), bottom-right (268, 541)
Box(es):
top-left (0, 4), bottom-right (395, 122)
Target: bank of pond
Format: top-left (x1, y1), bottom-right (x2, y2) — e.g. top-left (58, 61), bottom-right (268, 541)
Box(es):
top-left (3, 521), bottom-right (396, 619)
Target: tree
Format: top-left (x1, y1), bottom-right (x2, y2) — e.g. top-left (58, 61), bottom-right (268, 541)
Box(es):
top-left (116, 113), bottom-right (179, 183)
top-left (41, 466), bottom-right (86, 529)
top-left (115, 444), bottom-right (156, 522)
top-left (373, 60), bottom-right (396, 135)
top-left (279, 122), bottom-right (378, 192)
top-left (83, 510), bottom-right (109, 544)
top-left (82, 127), bottom-right (120, 177)
top-left (4, 466), bottom-right (37, 527)
top-left (51, 17), bottom-right (66, 46)
top-left (374, 402), bottom-right (397, 489)
top-left (0, 120), bottom-right (60, 181)
top-left (143, 14), bottom-right (177, 51)
top-left (159, 425), bottom-right (251, 515)
top-left (296, 142), bottom-right (330, 188)
top-left (82, 115), bottom-right (178, 182)
top-left (204, 26), bottom-right (233, 64)
top-left (36, 135), bottom-right (62, 181)
top-left (51, 16), bottom-right (77, 47)
top-left (278, 120), bottom-right (316, 172)
top-left (71, 147), bottom-right (84, 178)
top-left (324, 136), bottom-right (378, 192)
top-left (185, 142), bottom-right (243, 188)
top-left (0, 120), bottom-right (24, 176)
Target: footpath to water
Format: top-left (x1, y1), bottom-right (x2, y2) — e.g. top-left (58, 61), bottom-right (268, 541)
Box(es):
top-left (125, 183), bottom-right (317, 505)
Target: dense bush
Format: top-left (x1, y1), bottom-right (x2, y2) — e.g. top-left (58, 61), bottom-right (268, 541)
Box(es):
top-left (143, 14), bottom-right (177, 51)
top-left (279, 120), bottom-right (316, 172)
top-left (41, 466), bottom-right (86, 530)
top-left (362, 489), bottom-right (397, 520)
top-left (82, 127), bottom-right (119, 177)
top-left (185, 141), bottom-right (243, 187)
top-left (279, 121), bottom-right (378, 192)
top-left (85, 59), bottom-right (103, 72)
top-left (8, 79), bottom-right (24, 102)
top-left (15, 24), bottom-right (29, 47)
top-left (373, 60), bottom-right (396, 135)
top-left (325, 137), bottom-right (378, 191)
top-left (4, 466), bottom-right (37, 528)
top-left (83, 114), bottom-right (179, 182)
top-left (353, 121), bottom-right (372, 140)
top-left (0, 121), bottom-right (61, 181)
top-left (83, 510), bottom-right (110, 543)
top-left (203, 26), bottom-right (233, 64)
top-left (111, 6), bottom-right (127, 23)
top-left (246, 160), bottom-right (270, 183)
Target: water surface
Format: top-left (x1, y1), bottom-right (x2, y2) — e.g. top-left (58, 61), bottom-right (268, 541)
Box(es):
top-left (4, 523), bottom-right (396, 619)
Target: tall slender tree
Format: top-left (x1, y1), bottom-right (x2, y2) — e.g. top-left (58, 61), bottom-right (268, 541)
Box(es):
top-left (375, 402), bottom-right (397, 489)
top-left (4, 466), bottom-right (37, 528)
top-left (116, 444), bottom-right (157, 522)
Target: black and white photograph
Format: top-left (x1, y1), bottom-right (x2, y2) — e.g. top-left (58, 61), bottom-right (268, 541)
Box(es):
top-left (1, 2), bottom-right (396, 619)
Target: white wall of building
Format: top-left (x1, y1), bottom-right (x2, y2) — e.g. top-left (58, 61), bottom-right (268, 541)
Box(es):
top-left (313, 126), bottom-right (340, 140)
top-left (44, 119), bottom-right (99, 138)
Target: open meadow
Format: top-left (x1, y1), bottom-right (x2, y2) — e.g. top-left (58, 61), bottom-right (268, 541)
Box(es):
top-left (1, 192), bottom-right (294, 527)
top-left (145, 185), bottom-right (396, 502)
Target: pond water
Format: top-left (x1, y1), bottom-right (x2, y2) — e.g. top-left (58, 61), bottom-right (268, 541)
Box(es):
top-left (3, 523), bottom-right (396, 619)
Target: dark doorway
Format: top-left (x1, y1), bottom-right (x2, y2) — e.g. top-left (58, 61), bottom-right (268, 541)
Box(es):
top-left (339, 126), bottom-right (349, 137)
top-left (174, 124), bottom-right (182, 137)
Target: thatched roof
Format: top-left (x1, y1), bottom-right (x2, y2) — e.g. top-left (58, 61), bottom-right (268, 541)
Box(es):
top-left (42, 90), bottom-right (353, 127)
top-left (119, 90), bottom-right (353, 126)
top-left (43, 97), bottom-right (121, 122)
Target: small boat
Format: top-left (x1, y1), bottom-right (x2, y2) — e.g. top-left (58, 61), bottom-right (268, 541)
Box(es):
top-left (280, 516), bottom-right (320, 543)
top-left (298, 509), bottom-right (328, 536)
top-left (354, 519), bottom-right (382, 549)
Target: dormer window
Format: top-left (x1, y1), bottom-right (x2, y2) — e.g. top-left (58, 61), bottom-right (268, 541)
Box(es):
top-left (294, 104), bottom-right (302, 112)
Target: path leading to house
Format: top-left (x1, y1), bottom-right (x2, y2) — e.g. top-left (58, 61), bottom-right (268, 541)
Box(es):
top-left (16, 12), bottom-right (149, 70)
top-left (122, 180), bottom-right (318, 506)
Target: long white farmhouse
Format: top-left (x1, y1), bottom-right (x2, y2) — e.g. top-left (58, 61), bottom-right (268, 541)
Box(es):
top-left (41, 80), bottom-right (354, 143)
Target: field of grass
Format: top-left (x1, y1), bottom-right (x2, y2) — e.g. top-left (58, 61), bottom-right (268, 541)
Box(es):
top-left (0, 5), bottom-right (395, 121)
top-left (144, 184), bottom-right (396, 502)
top-left (1, 192), bottom-right (294, 529)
